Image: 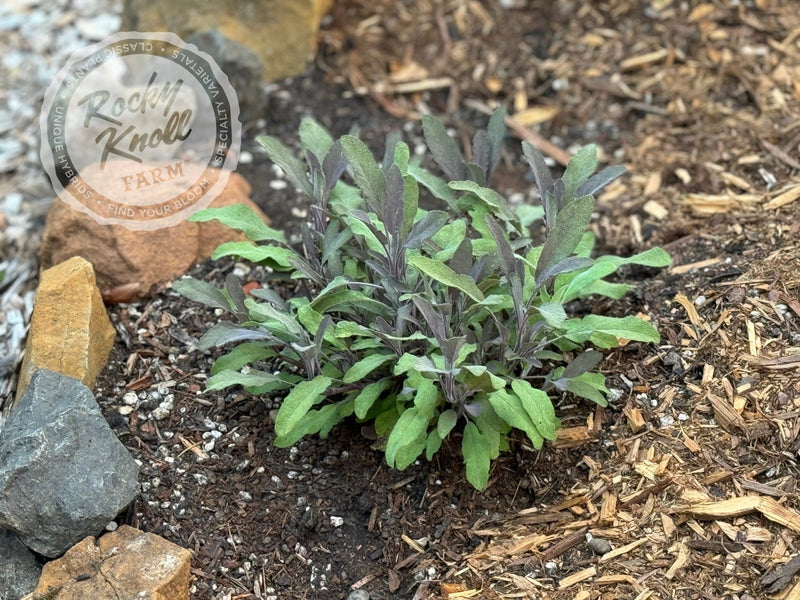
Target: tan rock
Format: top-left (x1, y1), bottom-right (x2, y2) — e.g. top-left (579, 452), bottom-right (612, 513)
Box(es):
top-left (40, 170), bottom-right (269, 300)
top-left (16, 257), bottom-right (115, 400)
top-left (33, 526), bottom-right (191, 600)
top-left (121, 0), bottom-right (334, 82)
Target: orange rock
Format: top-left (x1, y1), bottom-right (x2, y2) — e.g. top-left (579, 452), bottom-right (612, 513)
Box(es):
top-left (16, 257), bottom-right (115, 400)
top-left (40, 170), bottom-right (269, 299)
top-left (33, 525), bottom-right (191, 600)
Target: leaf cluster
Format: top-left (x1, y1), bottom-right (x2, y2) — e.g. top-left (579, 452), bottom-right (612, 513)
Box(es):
top-left (175, 110), bottom-right (670, 489)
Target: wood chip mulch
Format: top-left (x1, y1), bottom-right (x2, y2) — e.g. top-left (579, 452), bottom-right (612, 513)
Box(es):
top-left (318, 1), bottom-right (800, 598)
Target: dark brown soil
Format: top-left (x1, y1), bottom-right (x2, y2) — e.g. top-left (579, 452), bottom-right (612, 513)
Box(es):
top-left (94, 2), bottom-right (800, 599)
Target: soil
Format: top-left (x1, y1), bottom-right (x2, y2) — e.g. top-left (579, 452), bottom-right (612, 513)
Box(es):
top-left (92, 2), bottom-right (800, 600)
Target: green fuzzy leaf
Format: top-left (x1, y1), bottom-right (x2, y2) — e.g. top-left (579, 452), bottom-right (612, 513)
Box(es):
top-left (437, 409), bottom-right (458, 439)
top-left (189, 204), bottom-right (287, 243)
top-left (210, 343), bottom-right (276, 376)
top-left (412, 376), bottom-right (440, 419)
top-left (432, 220), bottom-right (467, 261)
top-left (404, 210), bottom-right (449, 250)
top-left (343, 353), bottom-right (395, 384)
top-left (173, 277), bottom-right (231, 312)
top-left (274, 375), bottom-right (333, 438)
top-left (402, 175), bottom-right (419, 237)
top-left (535, 195), bottom-right (594, 282)
top-left (462, 421), bottom-right (491, 490)
top-left (197, 322), bottom-right (274, 350)
top-left (558, 247), bottom-right (671, 303)
top-left (425, 429), bottom-right (443, 461)
top-left (510, 380), bottom-right (558, 440)
top-left (394, 353), bottom-right (420, 375)
top-left (535, 301), bottom-right (568, 328)
top-left (566, 373), bottom-right (609, 407)
top-left (255, 135), bottom-right (313, 197)
top-left (449, 180), bottom-right (514, 221)
top-left (562, 144), bottom-right (598, 201)
top-left (211, 242), bottom-right (297, 269)
top-left (299, 117), bottom-right (334, 162)
top-left (310, 288), bottom-right (391, 317)
top-left (245, 298), bottom-right (306, 337)
top-left (275, 403), bottom-right (344, 447)
top-left (407, 163), bottom-right (459, 210)
top-left (488, 390), bottom-right (544, 449)
top-left (354, 379), bottom-right (391, 419)
top-left (422, 114), bottom-right (466, 180)
top-left (344, 214), bottom-right (387, 255)
top-left (408, 255), bottom-right (485, 302)
top-left (392, 141), bottom-right (410, 173)
top-left (562, 314), bottom-right (660, 346)
top-left (341, 135), bottom-right (386, 212)
top-left (206, 369), bottom-right (293, 392)
top-left (385, 407), bottom-right (429, 468)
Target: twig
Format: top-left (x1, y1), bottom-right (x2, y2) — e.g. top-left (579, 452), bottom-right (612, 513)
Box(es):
top-left (464, 98), bottom-right (571, 166)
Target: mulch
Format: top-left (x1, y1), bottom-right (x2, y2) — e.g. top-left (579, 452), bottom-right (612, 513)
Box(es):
top-left (86, 0), bottom-right (800, 598)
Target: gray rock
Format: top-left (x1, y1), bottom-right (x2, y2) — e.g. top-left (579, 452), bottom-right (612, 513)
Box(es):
top-left (0, 370), bottom-right (140, 557)
top-left (348, 590), bottom-right (370, 600)
top-left (0, 528), bottom-right (41, 600)
top-left (186, 29), bottom-right (265, 123)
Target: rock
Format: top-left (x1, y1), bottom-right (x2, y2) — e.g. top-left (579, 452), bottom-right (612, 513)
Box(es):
top-left (586, 533), bottom-right (613, 555)
top-left (186, 30), bottom-right (266, 123)
top-left (32, 525), bottom-right (191, 600)
top-left (120, 0), bottom-right (334, 83)
top-left (40, 171), bottom-right (270, 300)
top-left (0, 370), bottom-right (140, 557)
top-left (0, 529), bottom-right (42, 600)
top-left (15, 256), bottom-right (115, 401)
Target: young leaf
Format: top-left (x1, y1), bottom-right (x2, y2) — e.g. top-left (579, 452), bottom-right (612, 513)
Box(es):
top-left (225, 274), bottom-right (247, 314)
top-left (189, 204), bottom-right (287, 244)
top-left (406, 163), bottom-right (459, 210)
top-left (340, 135), bottom-right (386, 212)
top-left (576, 165), bottom-right (626, 198)
top-left (354, 379), bottom-right (391, 419)
top-left (384, 164), bottom-right (405, 237)
top-left (510, 380), bottom-right (558, 440)
top-left (255, 135), bottom-right (313, 197)
top-left (488, 390), bottom-right (544, 449)
top-left (385, 407), bottom-right (429, 468)
top-left (437, 409), bottom-right (458, 439)
top-left (299, 117), bottom-right (334, 163)
top-left (342, 353), bottom-right (395, 384)
top-left (535, 195), bottom-right (594, 282)
top-left (421, 114), bottom-right (466, 180)
top-left (522, 141), bottom-right (554, 199)
top-left (486, 106), bottom-right (506, 178)
top-left (462, 421), bottom-right (491, 490)
top-left (408, 255), bottom-right (485, 302)
top-left (274, 375), bottom-right (333, 438)
top-left (173, 277), bottom-right (231, 312)
top-left (449, 181), bottom-right (514, 221)
top-left (403, 211), bottom-right (449, 250)
top-left (401, 175), bottom-right (419, 238)
top-left (562, 144), bottom-right (598, 201)
top-left (206, 369), bottom-right (291, 392)
top-left (210, 343), bottom-right (276, 376)
top-left (425, 430), bottom-right (443, 461)
top-left (562, 349), bottom-right (603, 379)
top-left (198, 322), bottom-right (275, 350)
top-left (211, 242), bottom-right (297, 269)
top-left (563, 315), bottom-right (660, 346)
